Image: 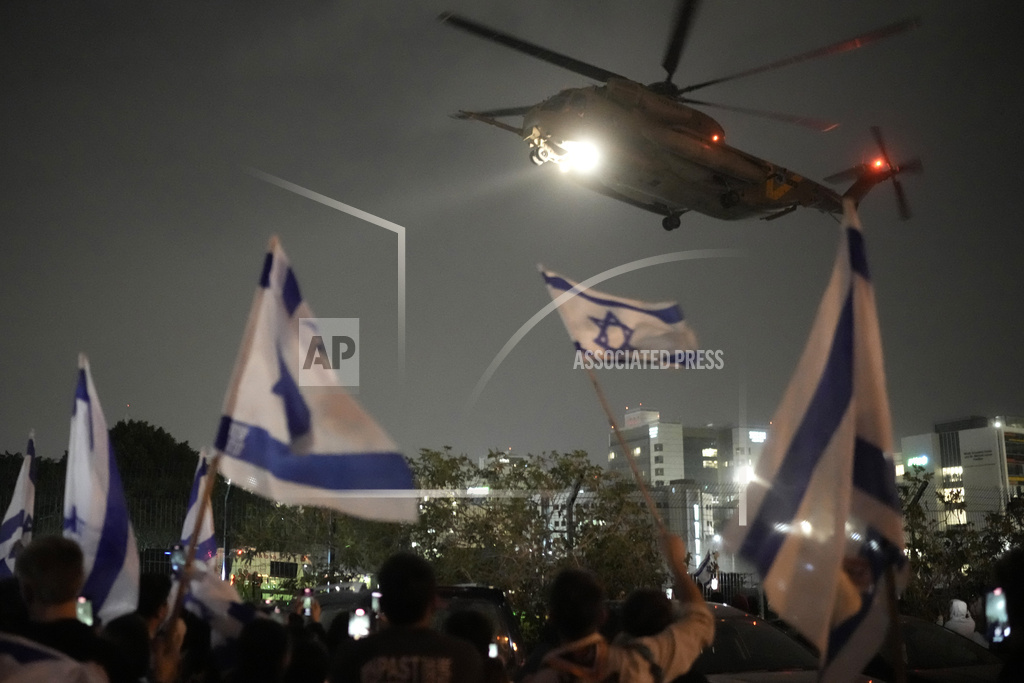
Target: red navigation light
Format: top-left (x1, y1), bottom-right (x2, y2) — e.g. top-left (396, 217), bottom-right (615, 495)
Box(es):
top-left (872, 158), bottom-right (885, 170)
top-left (711, 134), bottom-right (720, 142)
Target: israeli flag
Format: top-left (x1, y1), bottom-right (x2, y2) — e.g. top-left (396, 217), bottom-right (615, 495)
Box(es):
top-left (0, 633), bottom-right (108, 683)
top-left (63, 354), bottom-right (140, 624)
top-left (182, 568), bottom-right (261, 648)
top-left (180, 448), bottom-right (218, 570)
top-left (724, 200), bottom-right (906, 682)
top-left (692, 551), bottom-right (713, 588)
top-left (541, 268), bottom-right (697, 356)
top-left (215, 237), bottom-right (416, 522)
top-left (0, 434), bottom-right (38, 578)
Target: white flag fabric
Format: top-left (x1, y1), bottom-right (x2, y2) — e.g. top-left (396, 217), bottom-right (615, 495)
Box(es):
top-left (0, 434), bottom-right (38, 578)
top-left (214, 237), bottom-right (416, 522)
top-left (724, 200), bottom-right (906, 682)
top-left (0, 633), bottom-right (108, 683)
top-left (179, 565), bottom-right (262, 655)
top-left (180, 447), bottom-right (218, 571)
top-left (541, 268), bottom-right (697, 359)
top-left (63, 354), bottom-right (140, 625)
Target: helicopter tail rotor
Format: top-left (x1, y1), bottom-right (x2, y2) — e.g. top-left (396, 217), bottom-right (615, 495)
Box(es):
top-left (829, 126), bottom-right (922, 220)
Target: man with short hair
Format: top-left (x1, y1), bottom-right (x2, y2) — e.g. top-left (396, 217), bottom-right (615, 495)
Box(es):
top-left (523, 532), bottom-right (713, 683)
top-left (14, 536), bottom-right (123, 680)
top-left (330, 552), bottom-right (485, 682)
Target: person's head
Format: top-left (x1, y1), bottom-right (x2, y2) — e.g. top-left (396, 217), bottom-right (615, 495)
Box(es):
top-left (138, 572), bottom-right (172, 624)
top-left (949, 598), bottom-right (969, 620)
top-left (15, 536), bottom-right (85, 609)
top-left (621, 587), bottom-right (673, 638)
top-left (377, 552), bottom-right (437, 626)
top-left (102, 613), bottom-right (151, 681)
top-left (995, 547), bottom-right (1024, 631)
top-left (234, 617), bottom-right (291, 681)
top-left (443, 609), bottom-right (494, 656)
top-left (548, 568), bottom-right (606, 642)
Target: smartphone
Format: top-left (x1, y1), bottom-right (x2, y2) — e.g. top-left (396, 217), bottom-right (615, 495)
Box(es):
top-left (303, 588), bottom-right (313, 616)
top-left (170, 544), bottom-right (185, 574)
top-left (76, 597), bottom-right (93, 627)
top-left (986, 587), bottom-right (1010, 643)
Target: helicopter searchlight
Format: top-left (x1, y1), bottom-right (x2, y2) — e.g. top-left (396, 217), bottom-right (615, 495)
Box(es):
top-left (560, 140), bottom-right (600, 173)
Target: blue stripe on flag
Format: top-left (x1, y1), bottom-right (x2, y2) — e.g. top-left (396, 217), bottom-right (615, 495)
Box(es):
top-left (847, 228), bottom-right (870, 281)
top-left (81, 443), bottom-right (132, 611)
top-left (215, 417), bottom-right (414, 490)
top-left (0, 636), bottom-right (64, 664)
top-left (283, 268), bottom-right (302, 316)
top-left (739, 293), bottom-right (855, 576)
top-left (0, 512), bottom-right (24, 545)
top-left (853, 437), bottom-right (901, 511)
top-left (543, 273), bottom-right (684, 325)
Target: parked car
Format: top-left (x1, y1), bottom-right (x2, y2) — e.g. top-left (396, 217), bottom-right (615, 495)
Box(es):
top-left (692, 604), bottom-right (875, 682)
top-left (862, 615), bottom-right (1003, 683)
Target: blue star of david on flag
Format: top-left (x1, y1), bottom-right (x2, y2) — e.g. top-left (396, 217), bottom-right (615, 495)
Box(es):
top-left (541, 268), bottom-right (697, 357)
top-left (588, 310), bottom-right (635, 352)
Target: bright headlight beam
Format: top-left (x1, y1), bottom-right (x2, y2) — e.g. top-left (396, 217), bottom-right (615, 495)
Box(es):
top-left (560, 140), bottom-right (600, 173)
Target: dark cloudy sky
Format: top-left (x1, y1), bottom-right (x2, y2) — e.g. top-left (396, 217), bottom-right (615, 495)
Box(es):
top-left (2, 1), bottom-right (1022, 465)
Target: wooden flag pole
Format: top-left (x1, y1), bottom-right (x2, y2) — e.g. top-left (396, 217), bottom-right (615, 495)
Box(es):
top-left (163, 450), bottom-right (222, 634)
top-left (584, 365), bottom-right (667, 537)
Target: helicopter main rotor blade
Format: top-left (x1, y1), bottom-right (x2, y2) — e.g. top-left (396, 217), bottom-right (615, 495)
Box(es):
top-left (678, 17), bottom-right (921, 95)
top-left (680, 97), bottom-right (839, 132)
top-left (439, 12), bottom-right (625, 83)
top-left (661, 0), bottom-right (702, 83)
top-left (453, 106), bottom-right (534, 119)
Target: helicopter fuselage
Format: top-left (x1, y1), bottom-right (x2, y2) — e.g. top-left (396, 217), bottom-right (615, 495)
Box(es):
top-left (521, 79), bottom-right (843, 220)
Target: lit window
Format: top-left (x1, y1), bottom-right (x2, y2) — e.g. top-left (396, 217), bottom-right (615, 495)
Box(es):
top-left (703, 460), bottom-right (718, 469)
top-left (702, 448), bottom-right (718, 458)
top-left (649, 426), bottom-right (658, 439)
top-left (633, 447), bottom-right (641, 456)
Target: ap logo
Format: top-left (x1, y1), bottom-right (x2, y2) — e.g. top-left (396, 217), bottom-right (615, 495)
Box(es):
top-left (298, 318), bottom-right (359, 387)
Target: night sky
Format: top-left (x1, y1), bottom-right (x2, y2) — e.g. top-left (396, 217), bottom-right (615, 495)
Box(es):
top-left (2, 1), bottom-right (1022, 466)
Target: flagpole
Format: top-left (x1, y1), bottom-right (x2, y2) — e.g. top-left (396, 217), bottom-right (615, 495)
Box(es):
top-left (164, 451), bottom-right (222, 633)
top-left (583, 365), bottom-right (667, 536)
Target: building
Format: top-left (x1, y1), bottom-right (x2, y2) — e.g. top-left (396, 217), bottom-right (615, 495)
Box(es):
top-left (604, 406), bottom-right (769, 565)
top-left (899, 415), bottom-right (1024, 528)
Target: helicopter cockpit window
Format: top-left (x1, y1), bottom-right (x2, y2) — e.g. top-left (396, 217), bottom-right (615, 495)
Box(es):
top-left (539, 92), bottom-right (571, 111)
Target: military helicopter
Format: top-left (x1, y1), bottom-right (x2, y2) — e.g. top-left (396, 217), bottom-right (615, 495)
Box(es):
top-left (440, 1), bottom-right (922, 230)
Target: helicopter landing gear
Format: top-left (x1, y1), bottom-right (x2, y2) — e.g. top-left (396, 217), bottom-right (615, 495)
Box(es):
top-left (529, 147), bottom-right (545, 166)
top-left (662, 213), bottom-right (682, 231)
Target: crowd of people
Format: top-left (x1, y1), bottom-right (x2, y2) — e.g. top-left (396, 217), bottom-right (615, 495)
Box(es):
top-left (0, 533), bottom-right (1020, 683)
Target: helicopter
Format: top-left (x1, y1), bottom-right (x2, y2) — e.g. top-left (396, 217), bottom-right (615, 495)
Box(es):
top-left (440, 1), bottom-right (922, 230)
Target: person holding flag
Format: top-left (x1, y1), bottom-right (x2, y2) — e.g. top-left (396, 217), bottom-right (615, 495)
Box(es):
top-left (724, 199), bottom-right (907, 682)
top-left (0, 433), bottom-right (38, 578)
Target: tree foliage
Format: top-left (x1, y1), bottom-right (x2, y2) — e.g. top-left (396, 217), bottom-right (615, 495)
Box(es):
top-left (900, 465), bottom-right (1024, 621)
